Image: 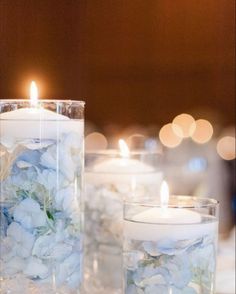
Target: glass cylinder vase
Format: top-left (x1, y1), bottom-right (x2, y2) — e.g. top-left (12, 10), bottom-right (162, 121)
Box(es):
top-left (124, 197), bottom-right (219, 294)
top-left (0, 100), bottom-right (85, 294)
top-left (84, 150), bottom-right (163, 294)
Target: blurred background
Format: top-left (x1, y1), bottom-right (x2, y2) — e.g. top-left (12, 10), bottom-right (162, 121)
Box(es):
top-left (0, 0), bottom-right (235, 225)
top-left (0, 1), bottom-right (235, 292)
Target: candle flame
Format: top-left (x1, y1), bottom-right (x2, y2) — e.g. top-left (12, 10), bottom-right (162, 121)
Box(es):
top-left (30, 81), bottom-right (38, 107)
top-left (160, 181), bottom-right (169, 209)
top-left (119, 139), bottom-right (130, 158)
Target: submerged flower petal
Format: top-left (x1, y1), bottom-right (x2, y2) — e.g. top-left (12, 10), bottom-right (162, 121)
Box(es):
top-left (13, 198), bottom-right (47, 229)
top-left (56, 253), bottom-right (81, 287)
top-left (23, 257), bottom-right (49, 279)
top-left (7, 222), bottom-right (35, 258)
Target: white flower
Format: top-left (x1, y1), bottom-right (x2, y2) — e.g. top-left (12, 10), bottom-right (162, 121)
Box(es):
top-left (13, 198), bottom-right (47, 229)
top-left (67, 270), bottom-right (81, 289)
top-left (133, 265), bottom-right (170, 288)
top-left (0, 136), bottom-right (16, 152)
top-left (20, 139), bottom-right (54, 150)
top-left (56, 253), bottom-right (81, 288)
top-left (32, 234), bottom-right (72, 261)
top-left (37, 169), bottom-right (57, 191)
top-left (162, 254), bottom-right (192, 289)
top-left (0, 236), bottom-right (15, 262)
top-left (124, 251), bottom-right (144, 270)
top-left (126, 285), bottom-right (144, 294)
top-left (144, 285), bottom-right (168, 294)
top-left (40, 145), bottom-right (57, 169)
top-left (7, 222), bottom-right (35, 258)
top-left (40, 136), bottom-right (79, 182)
top-left (23, 257), bottom-right (49, 279)
top-left (2, 256), bottom-right (25, 275)
top-left (143, 241), bottom-right (162, 257)
top-left (55, 186), bottom-right (79, 216)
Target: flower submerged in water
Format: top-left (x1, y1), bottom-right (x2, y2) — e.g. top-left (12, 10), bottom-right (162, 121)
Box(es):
top-left (23, 257), bottom-right (49, 279)
top-left (13, 198), bottom-right (47, 229)
top-left (56, 252), bottom-right (81, 288)
top-left (6, 222), bottom-right (35, 258)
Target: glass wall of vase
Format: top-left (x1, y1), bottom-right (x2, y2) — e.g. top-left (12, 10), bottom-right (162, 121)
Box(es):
top-left (0, 100), bottom-right (85, 294)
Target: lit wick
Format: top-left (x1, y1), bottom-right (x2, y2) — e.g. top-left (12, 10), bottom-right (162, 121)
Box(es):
top-left (30, 81), bottom-right (38, 108)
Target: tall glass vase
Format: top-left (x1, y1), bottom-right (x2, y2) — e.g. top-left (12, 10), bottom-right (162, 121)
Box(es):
top-left (0, 100), bottom-right (85, 294)
top-left (84, 150), bottom-right (162, 294)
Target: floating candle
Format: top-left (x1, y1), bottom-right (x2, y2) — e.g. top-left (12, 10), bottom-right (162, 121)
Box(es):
top-left (0, 82), bottom-right (83, 140)
top-left (87, 139), bottom-right (163, 186)
top-left (124, 182), bottom-right (217, 241)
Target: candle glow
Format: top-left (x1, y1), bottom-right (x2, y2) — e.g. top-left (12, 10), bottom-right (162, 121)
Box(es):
top-left (30, 81), bottom-right (38, 107)
top-left (160, 180), bottom-right (169, 209)
top-left (119, 139), bottom-right (130, 158)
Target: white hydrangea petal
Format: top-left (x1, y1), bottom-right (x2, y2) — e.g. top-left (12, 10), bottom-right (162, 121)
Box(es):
top-left (67, 270), bottom-right (81, 289)
top-left (7, 222), bottom-right (35, 258)
top-left (37, 169), bottom-right (57, 191)
top-left (13, 198), bottom-right (46, 229)
top-left (0, 237), bottom-right (15, 262)
top-left (56, 253), bottom-right (81, 286)
top-left (24, 257), bottom-right (49, 279)
top-left (32, 235), bottom-right (54, 258)
top-left (144, 285), bottom-right (168, 294)
top-left (21, 139), bottom-right (54, 150)
top-left (40, 145), bottom-right (57, 169)
top-left (3, 256), bottom-right (25, 275)
top-left (52, 243), bottom-right (72, 260)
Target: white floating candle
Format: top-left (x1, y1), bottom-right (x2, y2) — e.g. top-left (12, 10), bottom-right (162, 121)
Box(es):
top-left (86, 139), bottom-right (163, 186)
top-left (0, 82), bottom-right (83, 140)
top-left (124, 182), bottom-right (217, 241)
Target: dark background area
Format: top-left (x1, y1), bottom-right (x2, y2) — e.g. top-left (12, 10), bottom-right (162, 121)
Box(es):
top-left (0, 0), bottom-right (235, 128)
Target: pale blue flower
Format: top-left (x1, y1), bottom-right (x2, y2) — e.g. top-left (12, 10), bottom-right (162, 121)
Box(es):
top-left (1, 256), bottom-right (25, 275)
top-left (23, 257), bottom-right (49, 279)
top-left (133, 265), bottom-right (170, 288)
top-left (11, 165), bottom-right (38, 191)
top-left (20, 139), bottom-right (54, 150)
top-left (55, 186), bottom-right (79, 216)
top-left (6, 222), bottom-right (35, 258)
top-left (56, 252), bottom-right (81, 288)
top-left (16, 149), bottom-right (42, 166)
top-left (126, 284), bottom-right (144, 294)
top-left (32, 233), bottom-right (72, 261)
top-left (143, 238), bottom-right (202, 256)
top-left (40, 145), bottom-right (57, 170)
top-left (144, 285), bottom-right (168, 294)
top-left (13, 198), bottom-right (47, 229)
top-left (37, 169), bottom-right (58, 192)
top-left (124, 251), bottom-right (144, 270)
top-left (162, 254), bottom-right (192, 288)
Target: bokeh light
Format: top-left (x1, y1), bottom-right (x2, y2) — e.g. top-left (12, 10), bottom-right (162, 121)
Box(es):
top-left (191, 119), bottom-right (213, 144)
top-left (159, 123), bottom-right (182, 148)
top-left (85, 132), bottom-right (108, 151)
top-left (172, 113), bottom-right (196, 138)
top-left (216, 136), bottom-right (236, 160)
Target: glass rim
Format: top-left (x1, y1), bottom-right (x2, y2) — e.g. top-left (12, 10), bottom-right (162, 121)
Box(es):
top-left (0, 99), bottom-right (85, 105)
top-left (125, 196), bottom-right (219, 209)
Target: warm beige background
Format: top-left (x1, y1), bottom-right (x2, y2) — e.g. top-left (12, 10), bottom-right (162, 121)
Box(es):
top-left (0, 0), bottom-right (235, 127)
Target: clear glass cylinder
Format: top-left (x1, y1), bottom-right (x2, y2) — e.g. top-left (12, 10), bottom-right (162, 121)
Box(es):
top-left (0, 100), bottom-right (85, 294)
top-left (84, 150), bottom-right (163, 294)
top-left (124, 197), bottom-right (219, 294)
